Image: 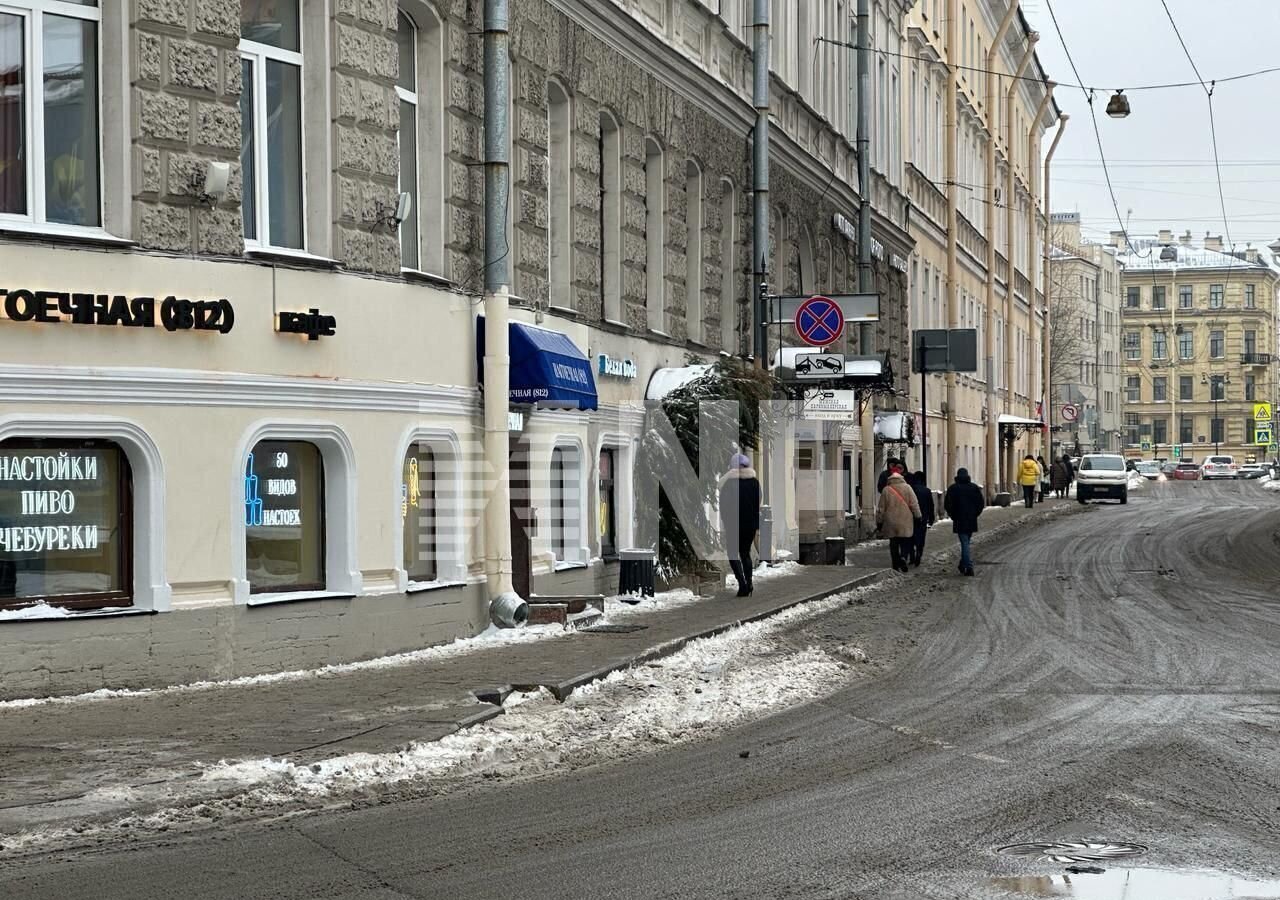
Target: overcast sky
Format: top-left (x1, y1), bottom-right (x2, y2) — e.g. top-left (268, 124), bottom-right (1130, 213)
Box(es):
top-left (1022, 0), bottom-right (1280, 248)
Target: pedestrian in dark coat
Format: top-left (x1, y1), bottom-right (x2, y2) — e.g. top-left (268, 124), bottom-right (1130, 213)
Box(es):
top-left (719, 453), bottom-right (761, 597)
top-left (943, 468), bottom-right (985, 576)
top-left (907, 471), bottom-right (936, 567)
top-left (1050, 458), bottom-right (1070, 498)
top-left (877, 457), bottom-right (902, 494)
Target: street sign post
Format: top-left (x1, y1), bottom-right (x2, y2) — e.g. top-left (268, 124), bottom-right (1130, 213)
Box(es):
top-left (1256, 427), bottom-right (1274, 446)
top-left (793, 296), bottom-right (845, 347)
top-left (801, 388), bottom-right (857, 421)
top-left (1254, 402), bottom-right (1272, 422)
top-left (793, 351), bottom-right (846, 380)
top-left (1140, 441), bottom-right (1151, 452)
top-left (1061, 404), bottom-right (1079, 423)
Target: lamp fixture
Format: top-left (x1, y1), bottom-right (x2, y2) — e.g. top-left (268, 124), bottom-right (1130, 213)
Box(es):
top-left (1105, 90), bottom-right (1130, 119)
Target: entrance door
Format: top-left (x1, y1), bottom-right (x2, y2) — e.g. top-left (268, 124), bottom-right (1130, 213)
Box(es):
top-left (509, 436), bottom-right (533, 599)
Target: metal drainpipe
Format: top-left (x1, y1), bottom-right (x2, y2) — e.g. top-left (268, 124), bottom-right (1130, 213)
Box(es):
top-left (856, 0), bottom-right (875, 522)
top-left (482, 0), bottom-right (520, 619)
top-left (1042, 114), bottom-right (1067, 457)
top-left (982, 0), bottom-right (1019, 497)
top-left (1000, 33), bottom-right (1037, 493)
top-left (1026, 85), bottom-right (1054, 453)
top-left (752, 0), bottom-right (773, 560)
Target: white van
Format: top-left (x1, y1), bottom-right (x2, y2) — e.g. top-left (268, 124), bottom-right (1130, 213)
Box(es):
top-left (1076, 454), bottom-right (1129, 504)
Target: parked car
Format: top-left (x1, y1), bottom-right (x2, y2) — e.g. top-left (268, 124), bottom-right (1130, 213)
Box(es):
top-left (1173, 462), bottom-right (1201, 481)
top-left (1076, 453), bottom-right (1129, 504)
top-left (1161, 461), bottom-right (1179, 475)
top-left (1201, 455), bottom-right (1238, 480)
top-left (1135, 461), bottom-right (1161, 480)
top-left (1238, 463), bottom-right (1268, 479)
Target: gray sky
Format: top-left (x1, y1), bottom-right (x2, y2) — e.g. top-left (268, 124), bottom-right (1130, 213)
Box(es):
top-left (1024, 0), bottom-right (1280, 248)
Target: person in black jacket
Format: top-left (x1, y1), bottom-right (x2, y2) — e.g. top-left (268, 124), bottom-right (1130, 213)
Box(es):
top-left (877, 457), bottom-right (902, 494)
top-left (907, 471), bottom-right (936, 567)
top-left (719, 453), bottom-right (762, 596)
top-left (943, 468), bottom-right (985, 576)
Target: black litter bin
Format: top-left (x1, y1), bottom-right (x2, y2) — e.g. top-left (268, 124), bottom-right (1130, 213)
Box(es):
top-left (618, 548), bottom-right (656, 598)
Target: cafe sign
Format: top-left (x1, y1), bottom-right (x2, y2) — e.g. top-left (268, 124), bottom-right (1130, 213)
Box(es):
top-left (0, 288), bottom-right (234, 333)
top-left (597, 354), bottom-right (637, 379)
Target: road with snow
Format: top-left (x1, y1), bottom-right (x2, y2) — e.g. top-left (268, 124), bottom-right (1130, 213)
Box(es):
top-left (4, 478), bottom-right (1280, 898)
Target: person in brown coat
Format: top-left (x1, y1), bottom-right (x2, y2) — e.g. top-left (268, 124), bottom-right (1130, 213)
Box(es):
top-left (876, 470), bottom-right (922, 573)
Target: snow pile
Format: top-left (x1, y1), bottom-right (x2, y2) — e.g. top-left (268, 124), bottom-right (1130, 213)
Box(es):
top-left (0, 603), bottom-right (74, 621)
top-left (1127, 471), bottom-right (1145, 490)
top-left (1263, 477), bottom-right (1280, 492)
top-left (196, 588), bottom-right (873, 799)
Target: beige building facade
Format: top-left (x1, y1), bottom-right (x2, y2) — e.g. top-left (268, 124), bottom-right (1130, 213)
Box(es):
top-left (1116, 231), bottom-right (1280, 464)
top-left (901, 0), bottom-right (1060, 493)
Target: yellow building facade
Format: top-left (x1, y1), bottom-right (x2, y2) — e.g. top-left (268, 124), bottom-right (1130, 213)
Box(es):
top-left (1117, 232), bottom-right (1280, 464)
top-left (901, 0), bottom-right (1060, 493)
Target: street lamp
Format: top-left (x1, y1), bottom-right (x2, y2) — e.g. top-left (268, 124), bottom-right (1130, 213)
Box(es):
top-left (1106, 90), bottom-right (1131, 119)
top-left (1202, 373), bottom-right (1231, 454)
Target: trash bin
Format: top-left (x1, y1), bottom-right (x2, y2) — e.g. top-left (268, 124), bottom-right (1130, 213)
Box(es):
top-left (618, 548), bottom-right (656, 598)
top-left (824, 537), bottom-right (846, 565)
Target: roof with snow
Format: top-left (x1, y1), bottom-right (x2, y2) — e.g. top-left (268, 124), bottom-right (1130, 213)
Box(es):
top-left (1115, 235), bottom-right (1280, 275)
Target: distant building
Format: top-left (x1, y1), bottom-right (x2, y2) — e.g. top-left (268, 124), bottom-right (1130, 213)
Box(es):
top-left (1047, 213), bottom-right (1122, 453)
top-left (1115, 230), bottom-right (1280, 462)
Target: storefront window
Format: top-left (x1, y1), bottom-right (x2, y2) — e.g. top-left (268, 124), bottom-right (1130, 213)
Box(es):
top-left (0, 439), bottom-right (130, 610)
top-left (245, 440), bottom-right (323, 593)
top-left (402, 444), bottom-right (437, 582)
top-left (598, 448), bottom-right (616, 559)
top-left (550, 445), bottom-right (580, 563)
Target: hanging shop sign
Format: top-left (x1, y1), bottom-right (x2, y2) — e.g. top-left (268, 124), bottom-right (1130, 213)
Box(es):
top-left (277, 308), bottom-right (337, 341)
top-left (0, 288), bottom-right (234, 334)
top-left (597, 354), bottom-right (638, 379)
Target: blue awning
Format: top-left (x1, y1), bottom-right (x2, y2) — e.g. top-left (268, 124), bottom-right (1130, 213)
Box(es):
top-left (476, 318), bottom-right (598, 410)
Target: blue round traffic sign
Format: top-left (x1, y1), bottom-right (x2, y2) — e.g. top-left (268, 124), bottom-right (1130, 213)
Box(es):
top-left (794, 295), bottom-right (844, 347)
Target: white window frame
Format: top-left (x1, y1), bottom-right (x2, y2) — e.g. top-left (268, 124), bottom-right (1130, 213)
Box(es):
top-left (239, 12), bottom-right (307, 253)
top-left (0, 0), bottom-right (103, 233)
top-left (396, 10), bottom-right (420, 271)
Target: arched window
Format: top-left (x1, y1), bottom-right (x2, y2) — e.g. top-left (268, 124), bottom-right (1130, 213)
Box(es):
top-left (244, 441), bottom-right (324, 593)
top-left (402, 443), bottom-right (436, 582)
top-left (0, 439), bottom-right (132, 610)
top-left (685, 159), bottom-right (704, 343)
top-left (645, 137), bottom-right (666, 333)
top-left (547, 79), bottom-right (573, 309)
top-left (599, 111), bottom-right (623, 323)
top-left (396, 12), bottom-right (420, 270)
top-left (719, 179), bottom-right (737, 353)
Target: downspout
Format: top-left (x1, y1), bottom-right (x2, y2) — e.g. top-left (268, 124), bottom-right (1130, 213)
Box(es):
top-left (981, 0), bottom-right (1019, 496)
top-left (482, 0), bottom-right (524, 625)
top-left (1000, 32), bottom-right (1037, 493)
top-left (1026, 85), bottom-right (1055, 453)
top-left (752, 0), bottom-right (774, 559)
top-left (1042, 114), bottom-right (1067, 458)
top-left (857, 0), bottom-right (876, 522)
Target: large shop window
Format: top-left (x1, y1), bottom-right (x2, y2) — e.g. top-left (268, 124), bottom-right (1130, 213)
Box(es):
top-left (240, 0), bottom-right (304, 250)
top-left (402, 443), bottom-right (437, 583)
top-left (0, 0), bottom-right (101, 228)
top-left (244, 441), bottom-right (324, 593)
top-left (0, 439), bottom-right (130, 610)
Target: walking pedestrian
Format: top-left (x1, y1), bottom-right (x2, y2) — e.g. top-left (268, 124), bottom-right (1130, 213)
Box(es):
top-left (1036, 455), bottom-right (1050, 503)
top-left (1017, 454), bottom-right (1040, 509)
top-left (943, 468), bottom-right (985, 576)
top-left (877, 457), bottom-right (902, 494)
top-left (1050, 456), bottom-right (1070, 499)
top-left (719, 453), bottom-right (761, 597)
top-left (876, 468), bottom-right (921, 573)
top-left (907, 471), bottom-right (936, 567)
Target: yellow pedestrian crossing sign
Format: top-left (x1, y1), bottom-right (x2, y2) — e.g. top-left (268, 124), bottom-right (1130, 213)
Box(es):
top-left (1255, 402), bottom-right (1272, 422)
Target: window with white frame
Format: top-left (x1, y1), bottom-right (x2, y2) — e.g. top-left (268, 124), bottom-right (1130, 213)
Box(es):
top-left (401, 442), bottom-right (436, 582)
top-left (396, 11), bottom-right (419, 270)
top-left (685, 159), bottom-right (703, 342)
top-left (0, 0), bottom-right (101, 228)
top-left (245, 440), bottom-right (324, 593)
top-left (240, 1), bottom-right (304, 250)
top-left (547, 79), bottom-right (572, 309)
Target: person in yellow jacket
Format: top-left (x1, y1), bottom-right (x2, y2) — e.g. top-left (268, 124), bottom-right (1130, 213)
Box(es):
top-left (1017, 454), bottom-right (1040, 509)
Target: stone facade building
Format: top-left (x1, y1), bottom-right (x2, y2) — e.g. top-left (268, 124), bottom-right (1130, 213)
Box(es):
top-left (1116, 231), bottom-right (1280, 463)
top-left (0, 0), bottom-right (911, 696)
top-left (1047, 212), bottom-right (1122, 453)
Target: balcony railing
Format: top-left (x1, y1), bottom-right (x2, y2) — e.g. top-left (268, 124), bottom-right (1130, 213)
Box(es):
top-left (1241, 352), bottom-right (1273, 365)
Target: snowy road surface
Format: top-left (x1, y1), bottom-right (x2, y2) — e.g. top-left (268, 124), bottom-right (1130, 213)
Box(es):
top-left (3, 478), bottom-right (1280, 898)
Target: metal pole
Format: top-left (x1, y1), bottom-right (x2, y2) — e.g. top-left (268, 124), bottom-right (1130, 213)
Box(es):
top-left (857, 0), bottom-right (876, 521)
top-left (1042, 114), bottom-right (1066, 459)
top-left (751, 0), bottom-right (774, 559)
top-left (482, 0), bottom-right (514, 599)
top-left (921, 348), bottom-right (929, 483)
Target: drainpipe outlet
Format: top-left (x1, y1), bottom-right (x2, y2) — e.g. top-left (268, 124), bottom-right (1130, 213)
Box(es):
top-left (489, 591), bottom-right (529, 628)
